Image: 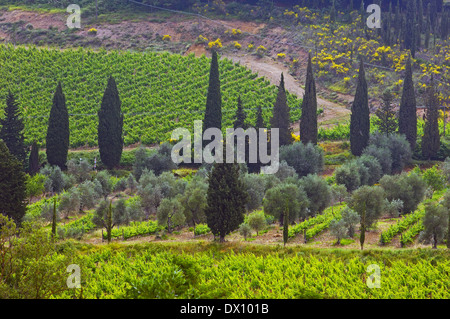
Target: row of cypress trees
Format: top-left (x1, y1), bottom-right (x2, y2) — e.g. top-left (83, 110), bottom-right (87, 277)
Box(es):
top-left (0, 76), bottom-right (124, 174)
top-left (350, 53), bottom-right (441, 160)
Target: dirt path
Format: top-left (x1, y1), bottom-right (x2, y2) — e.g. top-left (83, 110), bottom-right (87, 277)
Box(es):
top-left (224, 54), bottom-right (351, 130)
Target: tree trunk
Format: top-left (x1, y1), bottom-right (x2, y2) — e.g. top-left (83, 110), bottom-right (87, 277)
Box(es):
top-left (219, 234), bottom-right (225, 243)
top-left (433, 233), bottom-right (437, 249)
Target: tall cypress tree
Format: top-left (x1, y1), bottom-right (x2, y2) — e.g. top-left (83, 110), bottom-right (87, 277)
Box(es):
top-left (98, 76), bottom-right (124, 170)
top-left (203, 50), bottom-right (222, 136)
top-left (46, 82), bottom-right (69, 170)
top-left (404, 0), bottom-right (417, 57)
top-left (300, 53), bottom-right (318, 145)
top-left (398, 56), bottom-right (417, 151)
top-left (270, 73), bottom-right (292, 146)
top-left (0, 91), bottom-right (26, 167)
top-left (255, 104), bottom-right (264, 130)
top-left (350, 59), bottom-right (370, 156)
top-left (233, 96), bottom-right (247, 129)
top-left (0, 140), bottom-right (27, 226)
top-left (28, 140), bottom-right (40, 176)
top-left (248, 105), bottom-right (265, 174)
top-left (422, 78), bottom-right (440, 160)
top-left (205, 162), bottom-right (247, 242)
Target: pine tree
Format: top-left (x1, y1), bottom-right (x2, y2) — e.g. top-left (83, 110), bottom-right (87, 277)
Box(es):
top-left (374, 89), bottom-right (397, 136)
top-left (46, 82), bottom-right (69, 170)
top-left (422, 78), bottom-right (440, 160)
top-left (350, 59), bottom-right (370, 156)
top-left (0, 91), bottom-right (26, 167)
top-left (233, 96), bottom-right (247, 129)
top-left (203, 50), bottom-right (222, 136)
top-left (28, 140), bottom-right (40, 176)
top-left (300, 53), bottom-right (318, 145)
top-left (205, 162), bottom-right (247, 242)
top-left (98, 76), bottom-right (124, 170)
top-left (270, 73), bottom-right (292, 146)
top-left (0, 140), bottom-right (27, 226)
top-left (398, 56), bottom-right (417, 151)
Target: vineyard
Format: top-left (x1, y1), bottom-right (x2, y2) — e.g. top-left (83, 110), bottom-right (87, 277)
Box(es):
top-left (56, 243), bottom-right (450, 299)
top-left (0, 45), bottom-right (301, 147)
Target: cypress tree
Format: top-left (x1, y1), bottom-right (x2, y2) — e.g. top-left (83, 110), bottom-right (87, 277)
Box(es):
top-left (441, 11), bottom-right (449, 40)
top-left (270, 73), bottom-right (292, 146)
top-left (255, 104), bottom-right (264, 129)
top-left (233, 96), bottom-right (247, 129)
top-left (360, 209), bottom-right (366, 250)
top-left (398, 56), bottom-right (417, 151)
top-left (203, 50), bottom-right (222, 136)
top-left (417, 0), bottom-right (423, 35)
top-left (422, 78), bottom-right (440, 160)
top-left (350, 59), bottom-right (370, 156)
top-left (46, 82), bottom-right (69, 170)
top-left (51, 198), bottom-right (57, 239)
top-left (404, 0), bottom-right (417, 57)
top-left (248, 105), bottom-right (265, 174)
top-left (0, 91), bottom-right (26, 167)
top-left (300, 53), bottom-right (318, 145)
top-left (425, 8), bottom-right (431, 48)
top-left (0, 140), bottom-right (27, 226)
top-left (28, 140), bottom-right (39, 176)
top-left (98, 76), bottom-right (124, 170)
top-left (205, 162), bottom-right (247, 242)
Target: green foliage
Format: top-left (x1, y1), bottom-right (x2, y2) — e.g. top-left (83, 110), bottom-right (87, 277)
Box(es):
top-left (0, 215), bottom-right (76, 298)
top-left (203, 50), bottom-right (222, 135)
top-left (300, 53), bottom-right (318, 145)
top-left (378, 193), bottom-right (443, 245)
top-left (422, 165), bottom-right (446, 191)
top-left (373, 89), bottom-right (397, 136)
top-left (157, 197), bottom-right (185, 233)
top-left (288, 203), bottom-right (346, 239)
top-left (330, 218), bottom-right (347, 244)
top-left (194, 224), bottom-right (211, 236)
top-left (46, 82), bottom-right (69, 170)
top-left (108, 220), bottom-right (162, 240)
top-left (0, 91), bottom-right (26, 166)
top-left (419, 202), bottom-right (449, 248)
top-left (0, 140), bottom-right (27, 226)
top-left (67, 158), bottom-right (92, 183)
top-left (239, 223), bottom-right (252, 240)
top-left (348, 185), bottom-right (385, 230)
top-left (350, 59), bottom-right (370, 156)
top-left (98, 76), bottom-right (124, 169)
top-left (25, 173), bottom-right (46, 200)
top-left (279, 142), bottom-right (324, 177)
top-left (299, 174), bottom-right (331, 215)
top-left (206, 163), bottom-right (247, 242)
top-left (398, 56), bottom-right (417, 151)
top-left (270, 73), bottom-right (292, 146)
top-left (421, 80), bottom-right (441, 160)
top-left (263, 182), bottom-right (309, 224)
top-left (247, 211), bottom-right (267, 235)
top-left (379, 172), bottom-right (427, 214)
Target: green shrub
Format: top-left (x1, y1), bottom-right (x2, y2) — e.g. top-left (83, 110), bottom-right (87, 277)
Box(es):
top-left (194, 224), bottom-right (211, 236)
